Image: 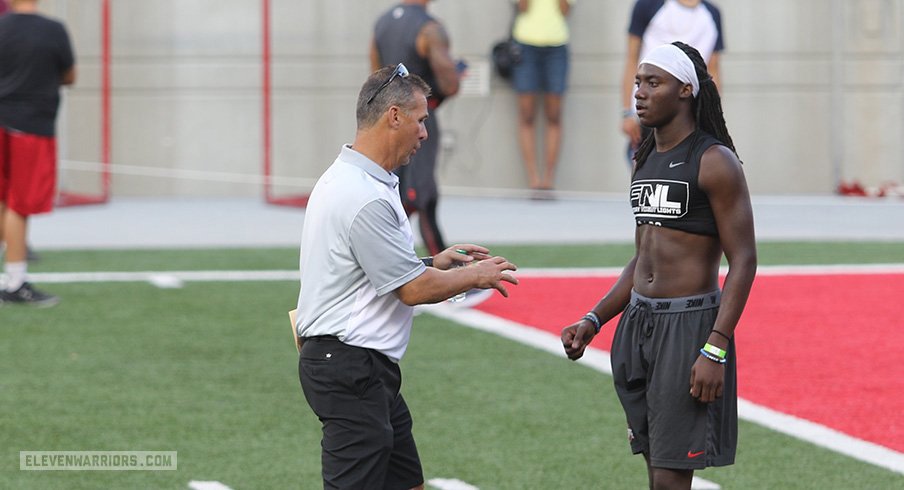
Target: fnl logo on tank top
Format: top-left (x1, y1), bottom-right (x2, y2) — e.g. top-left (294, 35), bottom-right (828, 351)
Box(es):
top-left (631, 179), bottom-right (689, 226)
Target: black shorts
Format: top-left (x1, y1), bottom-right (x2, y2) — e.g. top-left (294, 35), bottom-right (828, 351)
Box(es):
top-left (299, 336), bottom-right (423, 489)
top-left (610, 290), bottom-right (737, 470)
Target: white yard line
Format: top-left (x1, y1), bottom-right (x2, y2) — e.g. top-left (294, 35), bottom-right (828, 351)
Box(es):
top-left (427, 477), bottom-right (480, 490)
top-left (512, 263), bottom-right (904, 278)
top-left (188, 481), bottom-right (233, 490)
top-left (26, 263), bottom-right (904, 285)
top-left (29, 270), bottom-right (299, 284)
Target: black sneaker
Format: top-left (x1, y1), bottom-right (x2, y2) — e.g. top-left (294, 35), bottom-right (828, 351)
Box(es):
top-left (0, 283), bottom-right (60, 308)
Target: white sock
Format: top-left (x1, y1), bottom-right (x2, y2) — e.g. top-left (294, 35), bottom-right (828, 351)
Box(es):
top-left (4, 261), bottom-right (27, 292)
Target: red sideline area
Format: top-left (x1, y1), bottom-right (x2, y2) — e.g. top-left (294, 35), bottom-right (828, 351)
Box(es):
top-left (475, 273), bottom-right (904, 453)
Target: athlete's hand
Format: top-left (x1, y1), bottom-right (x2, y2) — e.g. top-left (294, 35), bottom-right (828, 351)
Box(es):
top-left (689, 356), bottom-right (724, 403)
top-left (562, 320), bottom-right (596, 361)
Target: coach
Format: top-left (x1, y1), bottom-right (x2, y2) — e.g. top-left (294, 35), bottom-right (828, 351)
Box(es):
top-left (294, 64), bottom-right (518, 489)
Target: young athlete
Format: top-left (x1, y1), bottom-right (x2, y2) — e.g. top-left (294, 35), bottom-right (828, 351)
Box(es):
top-left (561, 41), bottom-right (756, 490)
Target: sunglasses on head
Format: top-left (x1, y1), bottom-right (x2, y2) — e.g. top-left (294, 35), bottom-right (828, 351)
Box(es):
top-left (366, 63), bottom-right (410, 105)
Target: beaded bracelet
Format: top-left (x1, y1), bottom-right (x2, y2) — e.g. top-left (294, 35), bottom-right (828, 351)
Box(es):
top-left (582, 311), bottom-right (601, 334)
top-left (699, 348), bottom-right (727, 364)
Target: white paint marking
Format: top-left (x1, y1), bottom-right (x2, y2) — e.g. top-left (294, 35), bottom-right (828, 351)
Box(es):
top-left (512, 263), bottom-right (904, 278)
top-left (148, 274), bottom-right (184, 289)
top-left (26, 263), bottom-right (904, 286)
top-left (188, 481), bottom-right (233, 490)
top-left (738, 400), bottom-right (904, 475)
top-left (691, 476), bottom-right (722, 489)
top-left (30, 270), bottom-right (299, 284)
top-left (424, 303), bottom-right (904, 476)
top-left (422, 305), bottom-right (611, 372)
top-left (428, 477), bottom-right (480, 490)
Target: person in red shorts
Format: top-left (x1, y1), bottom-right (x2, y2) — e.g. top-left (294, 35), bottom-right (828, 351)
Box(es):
top-left (0, 0), bottom-right (75, 307)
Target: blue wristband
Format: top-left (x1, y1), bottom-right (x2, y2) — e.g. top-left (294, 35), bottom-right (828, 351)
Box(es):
top-left (582, 311), bottom-right (601, 334)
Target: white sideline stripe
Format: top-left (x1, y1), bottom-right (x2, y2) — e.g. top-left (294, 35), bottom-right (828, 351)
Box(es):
top-left (26, 263), bottom-right (904, 285)
top-left (515, 263), bottom-right (904, 278)
top-left (188, 481), bottom-right (233, 490)
top-left (738, 400), bottom-right (904, 475)
top-left (423, 304), bottom-right (904, 476)
top-left (427, 477), bottom-right (480, 490)
top-left (29, 270), bottom-right (300, 284)
top-left (422, 304), bottom-right (612, 372)
top-left (148, 274), bottom-right (184, 289)
top-left (691, 476), bottom-right (722, 490)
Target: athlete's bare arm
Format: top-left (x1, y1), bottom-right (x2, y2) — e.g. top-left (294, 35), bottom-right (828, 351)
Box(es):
top-left (416, 21), bottom-right (459, 97)
top-left (700, 145), bottom-right (756, 338)
top-left (689, 144), bottom-right (757, 403)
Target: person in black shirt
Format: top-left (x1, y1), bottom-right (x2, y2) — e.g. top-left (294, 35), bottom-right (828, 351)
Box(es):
top-left (370, 0), bottom-right (462, 257)
top-left (0, 0), bottom-right (75, 307)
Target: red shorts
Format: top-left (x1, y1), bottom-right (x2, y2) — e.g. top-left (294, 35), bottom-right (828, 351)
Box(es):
top-left (0, 127), bottom-right (57, 216)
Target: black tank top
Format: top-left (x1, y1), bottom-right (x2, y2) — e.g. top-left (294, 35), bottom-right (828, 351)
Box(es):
top-left (373, 5), bottom-right (444, 106)
top-left (630, 131), bottom-right (721, 236)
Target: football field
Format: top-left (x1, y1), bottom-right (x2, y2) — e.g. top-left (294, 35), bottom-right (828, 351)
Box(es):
top-left (1, 243), bottom-right (902, 489)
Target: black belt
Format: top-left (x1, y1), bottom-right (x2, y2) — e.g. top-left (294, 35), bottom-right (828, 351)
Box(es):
top-left (302, 335), bottom-right (340, 342)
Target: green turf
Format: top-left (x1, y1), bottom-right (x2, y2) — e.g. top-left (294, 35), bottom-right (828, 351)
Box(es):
top-left (2, 245), bottom-right (902, 488)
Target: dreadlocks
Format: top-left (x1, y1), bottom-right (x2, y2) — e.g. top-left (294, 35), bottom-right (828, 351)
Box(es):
top-left (634, 41), bottom-right (739, 172)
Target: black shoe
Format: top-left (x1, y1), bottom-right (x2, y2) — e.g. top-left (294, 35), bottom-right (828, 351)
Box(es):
top-left (0, 282), bottom-right (60, 308)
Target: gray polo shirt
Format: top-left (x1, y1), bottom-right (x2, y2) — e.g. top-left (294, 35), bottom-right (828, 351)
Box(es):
top-left (295, 145), bottom-right (426, 362)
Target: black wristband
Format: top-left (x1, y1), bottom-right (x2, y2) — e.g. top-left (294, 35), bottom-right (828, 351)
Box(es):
top-left (710, 329), bottom-right (731, 341)
top-left (582, 311), bottom-right (601, 334)
top-left (421, 257), bottom-right (434, 267)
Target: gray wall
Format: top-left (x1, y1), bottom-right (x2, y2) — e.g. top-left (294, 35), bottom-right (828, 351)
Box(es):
top-left (43, 0), bottom-right (904, 198)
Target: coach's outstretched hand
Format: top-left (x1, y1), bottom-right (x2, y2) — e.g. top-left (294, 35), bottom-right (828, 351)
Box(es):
top-left (470, 255), bottom-right (519, 297)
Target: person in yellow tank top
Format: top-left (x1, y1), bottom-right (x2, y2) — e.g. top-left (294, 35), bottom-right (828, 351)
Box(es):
top-left (510, 0), bottom-right (575, 194)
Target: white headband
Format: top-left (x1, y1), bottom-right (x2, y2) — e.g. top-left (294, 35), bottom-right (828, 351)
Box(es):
top-left (639, 44), bottom-right (699, 97)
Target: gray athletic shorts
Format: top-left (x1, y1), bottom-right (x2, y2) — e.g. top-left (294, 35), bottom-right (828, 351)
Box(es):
top-left (610, 290), bottom-right (737, 470)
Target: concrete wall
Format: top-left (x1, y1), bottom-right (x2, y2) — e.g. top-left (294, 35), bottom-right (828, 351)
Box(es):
top-left (42, 0), bottom-right (904, 198)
